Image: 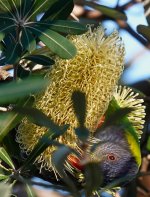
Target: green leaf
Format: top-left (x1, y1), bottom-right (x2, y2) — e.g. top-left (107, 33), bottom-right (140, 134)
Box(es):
top-left (0, 182), bottom-right (11, 197)
top-left (6, 43), bottom-right (22, 64)
top-left (3, 134), bottom-right (22, 162)
top-left (75, 127), bottom-right (89, 142)
top-left (3, 31), bottom-right (16, 47)
top-left (13, 106), bottom-right (69, 138)
top-left (0, 147), bottom-right (15, 169)
top-left (32, 20), bottom-right (88, 35)
top-left (0, 96), bottom-right (34, 142)
top-left (101, 97), bottom-right (139, 144)
top-left (15, 0), bottom-right (27, 18)
top-left (0, 42), bottom-right (5, 51)
top-left (26, 183), bottom-right (36, 197)
top-left (146, 136), bottom-right (150, 151)
top-left (26, 0), bottom-right (56, 21)
top-left (17, 65), bottom-right (30, 79)
top-left (0, 0), bottom-right (14, 16)
top-left (51, 146), bottom-right (81, 197)
top-left (0, 174), bottom-right (9, 181)
top-left (27, 26), bottom-right (76, 59)
top-left (142, 0), bottom-right (150, 25)
top-left (41, 0), bottom-right (74, 20)
top-left (52, 146), bottom-right (72, 175)
top-left (72, 91), bottom-right (89, 141)
top-left (7, 0), bottom-right (21, 19)
top-left (0, 22), bottom-right (16, 33)
top-left (21, 28), bottom-right (36, 52)
top-left (85, 2), bottom-right (127, 20)
top-left (21, 125), bottom-right (68, 171)
top-left (0, 75), bottom-right (48, 104)
top-left (72, 91), bottom-right (87, 126)
top-left (20, 0), bottom-right (33, 18)
top-left (5, 42), bottom-right (22, 64)
top-left (0, 32), bottom-right (5, 41)
top-left (30, 46), bottom-right (51, 56)
top-left (104, 105), bottom-right (133, 127)
top-left (0, 14), bottom-right (15, 22)
top-left (13, 106), bottom-right (62, 130)
top-left (84, 162), bottom-right (103, 196)
top-left (137, 25), bottom-right (150, 42)
top-left (23, 55), bottom-right (54, 66)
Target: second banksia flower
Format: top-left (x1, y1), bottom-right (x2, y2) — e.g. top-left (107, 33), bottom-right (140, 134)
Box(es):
top-left (17, 26), bottom-right (128, 170)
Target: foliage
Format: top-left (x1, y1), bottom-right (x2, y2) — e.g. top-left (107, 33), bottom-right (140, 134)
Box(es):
top-left (0, 0), bottom-right (87, 77)
top-left (0, 0), bottom-right (150, 197)
top-left (137, 0), bottom-right (150, 42)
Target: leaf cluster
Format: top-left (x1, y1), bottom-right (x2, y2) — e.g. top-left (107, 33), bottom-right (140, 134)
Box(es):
top-left (0, 0), bottom-right (87, 69)
top-left (137, 1), bottom-right (150, 42)
top-left (0, 1), bottom-right (149, 197)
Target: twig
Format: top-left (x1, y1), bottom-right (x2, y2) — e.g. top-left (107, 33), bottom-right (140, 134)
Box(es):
top-left (13, 64), bottom-right (18, 81)
top-left (117, 20), bottom-right (150, 49)
top-left (1, 64), bottom-right (13, 71)
top-left (119, 0), bottom-right (138, 10)
top-left (116, 0), bottom-right (120, 8)
top-left (70, 12), bottom-right (79, 22)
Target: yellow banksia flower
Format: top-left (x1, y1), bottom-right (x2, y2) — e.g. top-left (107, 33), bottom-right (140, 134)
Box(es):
top-left (17, 26), bottom-right (125, 170)
top-left (114, 86), bottom-right (146, 138)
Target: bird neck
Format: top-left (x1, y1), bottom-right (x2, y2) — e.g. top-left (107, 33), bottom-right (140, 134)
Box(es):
top-left (125, 131), bottom-right (141, 167)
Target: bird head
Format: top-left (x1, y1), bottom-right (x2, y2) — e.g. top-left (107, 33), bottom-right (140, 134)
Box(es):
top-left (93, 125), bottom-right (141, 186)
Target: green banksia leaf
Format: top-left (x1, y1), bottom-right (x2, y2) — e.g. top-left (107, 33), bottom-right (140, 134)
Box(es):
top-left (23, 55), bottom-right (54, 66)
top-left (0, 174), bottom-right (9, 181)
top-left (21, 0), bottom-right (33, 17)
top-left (0, 75), bottom-right (48, 104)
top-left (72, 91), bottom-right (89, 141)
top-left (102, 98), bottom-right (139, 144)
top-left (0, 22), bottom-right (16, 34)
top-left (146, 136), bottom-right (150, 151)
top-left (104, 98), bottom-right (133, 126)
top-left (0, 32), bottom-right (5, 41)
top-left (0, 0), bottom-right (12, 13)
top-left (75, 127), bottom-right (89, 141)
top-left (137, 25), bottom-right (150, 42)
top-left (5, 42), bottom-right (22, 64)
top-left (0, 147), bottom-right (15, 169)
top-left (13, 107), bottom-right (62, 131)
top-left (26, 183), bottom-right (36, 197)
top-left (41, 0), bottom-right (74, 20)
top-left (25, 0), bottom-right (56, 21)
top-left (33, 20), bottom-right (88, 35)
top-left (21, 28), bottom-right (36, 53)
top-left (27, 26), bottom-right (77, 59)
top-left (142, 0), bottom-right (150, 25)
top-left (17, 66), bottom-right (30, 79)
top-left (72, 91), bottom-right (86, 127)
top-left (84, 162), bottom-right (103, 196)
top-left (52, 146), bottom-right (73, 176)
top-left (51, 146), bottom-right (81, 197)
top-left (85, 2), bottom-right (127, 20)
top-left (0, 96), bottom-right (34, 142)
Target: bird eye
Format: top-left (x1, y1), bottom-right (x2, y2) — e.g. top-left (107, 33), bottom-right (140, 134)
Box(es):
top-left (107, 153), bottom-right (117, 161)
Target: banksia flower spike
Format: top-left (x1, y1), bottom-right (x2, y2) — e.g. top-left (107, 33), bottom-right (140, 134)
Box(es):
top-left (114, 86), bottom-right (146, 138)
top-left (17, 26), bottom-right (125, 170)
